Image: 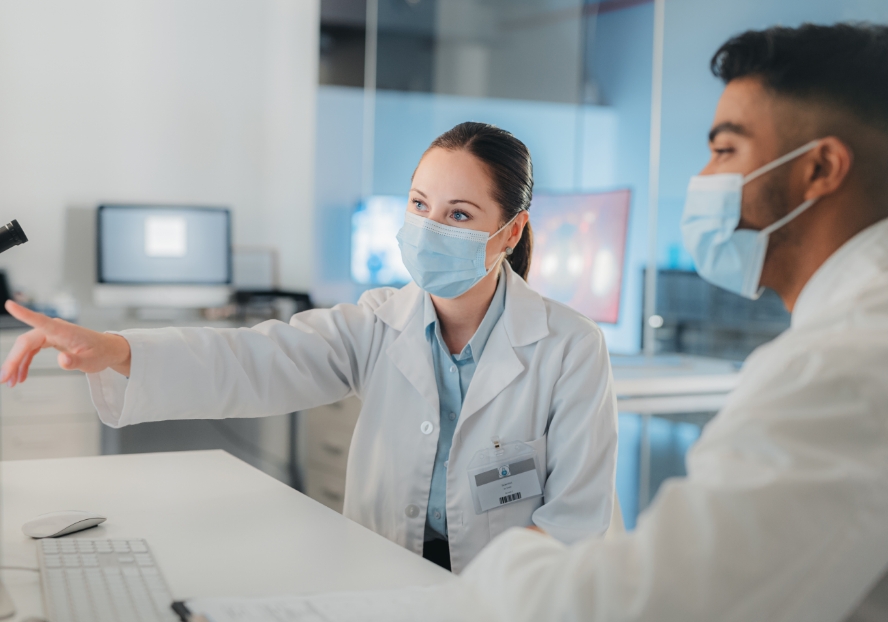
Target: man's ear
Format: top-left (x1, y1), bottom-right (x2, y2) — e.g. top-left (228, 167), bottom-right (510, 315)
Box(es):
top-left (805, 136), bottom-right (853, 200)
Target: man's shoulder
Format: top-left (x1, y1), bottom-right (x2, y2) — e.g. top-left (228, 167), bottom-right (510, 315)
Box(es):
top-left (734, 301), bottom-right (888, 413)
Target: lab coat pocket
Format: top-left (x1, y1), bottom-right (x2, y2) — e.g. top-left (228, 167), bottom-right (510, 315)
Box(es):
top-left (487, 435), bottom-right (547, 540)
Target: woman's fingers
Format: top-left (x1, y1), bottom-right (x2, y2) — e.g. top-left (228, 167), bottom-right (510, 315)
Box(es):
top-left (17, 349), bottom-right (37, 384)
top-left (0, 329), bottom-right (46, 385)
top-left (5, 300), bottom-right (53, 330)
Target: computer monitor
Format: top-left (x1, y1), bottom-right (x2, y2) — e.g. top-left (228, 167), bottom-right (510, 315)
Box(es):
top-left (94, 204), bottom-right (232, 308)
top-left (351, 196), bottom-right (411, 286)
top-left (527, 189), bottom-right (631, 324)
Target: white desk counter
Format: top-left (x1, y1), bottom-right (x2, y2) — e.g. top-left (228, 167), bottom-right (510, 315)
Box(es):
top-left (0, 450), bottom-right (452, 621)
top-left (611, 353), bottom-right (742, 415)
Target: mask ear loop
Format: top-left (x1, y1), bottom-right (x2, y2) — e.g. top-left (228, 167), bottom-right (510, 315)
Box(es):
top-left (759, 197), bottom-right (819, 238)
top-left (743, 139), bottom-right (821, 184)
top-left (487, 208), bottom-right (526, 271)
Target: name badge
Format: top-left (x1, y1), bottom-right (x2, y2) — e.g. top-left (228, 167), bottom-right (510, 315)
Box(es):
top-left (467, 438), bottom-right (543, 514)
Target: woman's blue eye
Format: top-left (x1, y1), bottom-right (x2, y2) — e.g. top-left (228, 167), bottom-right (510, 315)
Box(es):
top-left (412, 199), bottom-right (427, 211)
top-left (452, 211), bottom-right (469, 222)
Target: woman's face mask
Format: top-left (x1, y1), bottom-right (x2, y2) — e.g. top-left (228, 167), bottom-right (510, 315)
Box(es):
top-left (681, 139), bottom-right (822, 299)
top-left (397, 212), bottom-right (520, 299)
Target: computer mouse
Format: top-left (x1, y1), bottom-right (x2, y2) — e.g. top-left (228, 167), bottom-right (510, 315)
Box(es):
top-left (22, 511), bottom-right (106, 539)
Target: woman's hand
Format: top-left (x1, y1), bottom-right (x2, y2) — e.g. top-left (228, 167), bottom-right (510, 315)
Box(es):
top-left (0, 300), bottom-right (131, 386)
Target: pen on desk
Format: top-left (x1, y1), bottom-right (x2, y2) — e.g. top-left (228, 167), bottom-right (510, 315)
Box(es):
top-left (172, 601), bottom-right (211, 622)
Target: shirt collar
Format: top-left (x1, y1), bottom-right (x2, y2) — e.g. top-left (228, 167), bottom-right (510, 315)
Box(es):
top-left (792, 217), bottom-right (888, 329)
top-left (424, 266), bottom-right (508, 361)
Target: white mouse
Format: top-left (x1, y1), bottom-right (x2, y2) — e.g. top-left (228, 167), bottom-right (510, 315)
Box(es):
top-left (22, 511), bottom-right (107, 539)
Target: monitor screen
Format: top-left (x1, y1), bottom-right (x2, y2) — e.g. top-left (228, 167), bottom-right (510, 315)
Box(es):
top-left (527, 189), bottom-right (631, 324)
top-left (351, 196), bottom-right (411, 286)
top-left (97, 205), bottom-right (231, 285)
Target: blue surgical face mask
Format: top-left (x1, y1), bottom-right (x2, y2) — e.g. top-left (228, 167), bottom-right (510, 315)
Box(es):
top-left (397, 211), bottom-right (519, 299)
top-left (681, 139), bottom-right (822, 299)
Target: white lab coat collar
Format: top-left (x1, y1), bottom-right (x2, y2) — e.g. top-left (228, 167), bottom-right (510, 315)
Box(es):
top-left (792, 217), bottom-right (888, 329)
top-left (374, 262), bottom-right (550, 420)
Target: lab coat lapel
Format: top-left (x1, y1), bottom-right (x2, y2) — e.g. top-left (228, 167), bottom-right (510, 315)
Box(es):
top-left (458, 321), bottom-right (523, 424)
top-left (457, 266), bottom-right (549, 427)
top-left (376, 283), bottom-right (440, 415)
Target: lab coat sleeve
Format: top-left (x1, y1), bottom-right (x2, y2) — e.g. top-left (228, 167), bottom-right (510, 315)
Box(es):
top-left (461, 344), bottom-right (888, 622)
top-left (87, 301), bottom-right (385, 428)
top-left (532, 329), bottom-right (618, 543)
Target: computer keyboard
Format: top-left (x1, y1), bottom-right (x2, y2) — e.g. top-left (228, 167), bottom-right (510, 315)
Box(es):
top-left (37, 538), bottom-right (178, 622)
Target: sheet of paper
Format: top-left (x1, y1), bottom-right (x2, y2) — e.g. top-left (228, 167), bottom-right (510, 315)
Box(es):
top-left (186, 584), bottom-right (486, 622)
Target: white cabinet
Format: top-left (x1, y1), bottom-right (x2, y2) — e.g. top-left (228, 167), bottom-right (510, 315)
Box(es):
top-left (298, 397), bottom-right (360, 513)
top-left (0, 331), bottom-right (101, 461)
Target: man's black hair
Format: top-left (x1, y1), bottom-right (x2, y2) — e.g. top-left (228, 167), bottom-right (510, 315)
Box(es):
top-left (711, 23), bottom-right (888, 133)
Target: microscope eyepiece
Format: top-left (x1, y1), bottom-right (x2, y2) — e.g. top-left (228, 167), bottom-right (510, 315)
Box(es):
top-left (0, 220), bottom-right (27, 254)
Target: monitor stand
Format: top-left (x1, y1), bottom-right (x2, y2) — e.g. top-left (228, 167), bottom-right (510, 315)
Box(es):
top-left (0, 581), bottom-right (13, 619)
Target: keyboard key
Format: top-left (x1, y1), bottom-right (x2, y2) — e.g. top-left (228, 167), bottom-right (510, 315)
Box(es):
top-left (129, 540), bottom-right (148, 552)
top-left (77, 541), bottom-right (96, 553)
top-left (44, 555), bottom-right (62, 568)
top-left (112, 541), bottom-right (130, 553)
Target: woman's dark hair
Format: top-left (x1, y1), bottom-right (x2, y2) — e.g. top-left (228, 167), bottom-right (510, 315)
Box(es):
top-left (425, 122), bottom-right (534, 279)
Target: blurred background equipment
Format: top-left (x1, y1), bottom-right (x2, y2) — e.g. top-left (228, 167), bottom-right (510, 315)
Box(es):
top-left (351, 195), bottom-right (410, 286)
top-left (94, 205), bottom-right (232, 309)
top-left (648, 269), bottom-right (791, 361)
top-left (528, 189), bottom-right (631, 324)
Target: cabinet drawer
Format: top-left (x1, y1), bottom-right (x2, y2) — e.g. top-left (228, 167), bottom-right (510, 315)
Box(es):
top-left (303, 467), bottom-right (346, 513)
top-left (301, 414), bottom-right (353, 474)
top-left (305, 397), bottom-right (361, 428)
top-left (1, 374), bottom-right (94, 418)
top-left (2, 419), bottom-right (101, 461)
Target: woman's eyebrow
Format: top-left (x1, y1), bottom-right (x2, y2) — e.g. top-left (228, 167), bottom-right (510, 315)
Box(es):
top-left (409, 188), bottom-right (427, 197)
top-left (451, 199), bottom-right (482, 210)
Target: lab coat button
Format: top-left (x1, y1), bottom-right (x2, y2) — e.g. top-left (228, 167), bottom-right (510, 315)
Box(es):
top-left (420, 421), bottom-right (434, 435)
top-left (449, 365), bottom-right (456, 373)
top-left (405, 505), bottom-right (420, 518)
top-left (434, 510), bottom-right (442, 520)
top-left (448, 412), bottom-right (456, 421)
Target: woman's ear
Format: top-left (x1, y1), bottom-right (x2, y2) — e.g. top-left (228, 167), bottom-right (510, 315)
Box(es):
top-left (507, 211), bottom-right (530, 249)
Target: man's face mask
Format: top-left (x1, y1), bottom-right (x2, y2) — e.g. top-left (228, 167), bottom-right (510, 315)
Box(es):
top-left (681, 139), bottom-right (822, 299)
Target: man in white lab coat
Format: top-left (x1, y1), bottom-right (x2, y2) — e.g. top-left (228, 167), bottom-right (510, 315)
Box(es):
top-left (455, 22), bottom-right (888, 622)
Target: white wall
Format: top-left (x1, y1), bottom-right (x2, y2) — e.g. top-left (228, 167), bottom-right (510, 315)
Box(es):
top-left (0, 0), bottom-right (319, 303)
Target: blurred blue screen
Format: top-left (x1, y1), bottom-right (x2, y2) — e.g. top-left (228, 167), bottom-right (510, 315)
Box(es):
top-left (98, 205), bottom-right (231, 284)
top-left (351, 196), bottom-right (410, 286)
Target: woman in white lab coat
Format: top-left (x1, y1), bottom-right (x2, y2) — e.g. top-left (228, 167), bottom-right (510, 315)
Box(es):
top-left (1, 122), bottom-right (618, 574)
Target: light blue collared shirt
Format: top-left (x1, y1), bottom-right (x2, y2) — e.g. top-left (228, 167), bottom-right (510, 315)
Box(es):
top-left (423, 269), bottom-right (507, 541)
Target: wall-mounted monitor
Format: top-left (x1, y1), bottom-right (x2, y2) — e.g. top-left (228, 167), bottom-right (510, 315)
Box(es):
top-left (351, 195), bottom-right (410, 286)
top-left (527, 189), bottom-right (631, 324)
top-left (95, 204), bottom-right (232, 308)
